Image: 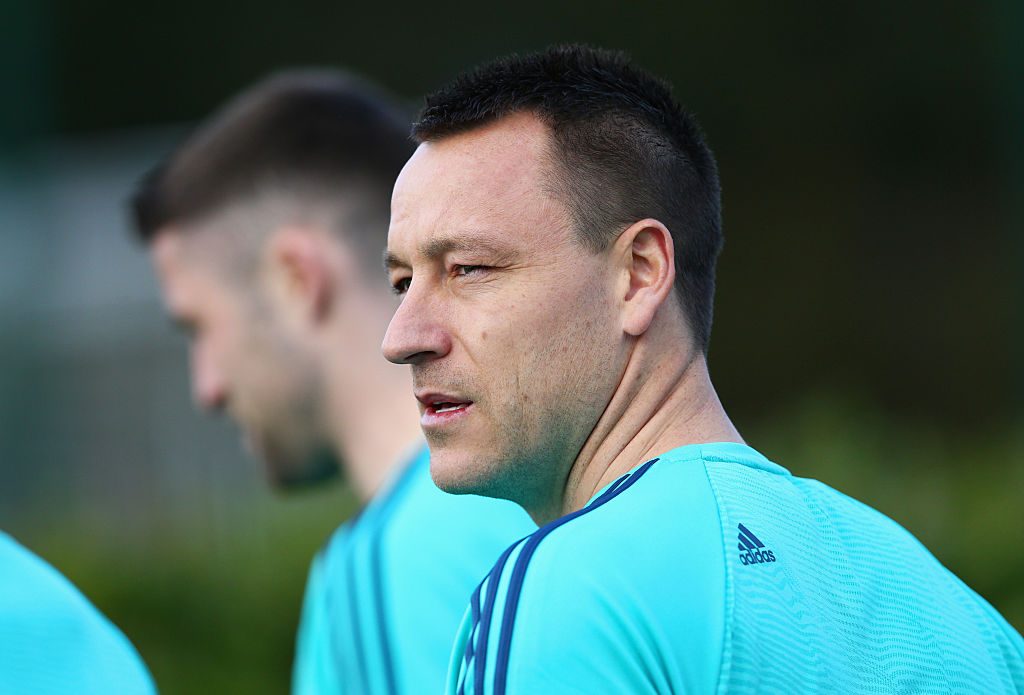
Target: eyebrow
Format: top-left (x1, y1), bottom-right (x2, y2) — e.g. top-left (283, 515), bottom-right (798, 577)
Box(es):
top-left (382, 249), bottom-right (406, 271)
top-left (383, 232), bottom-right (518, 271)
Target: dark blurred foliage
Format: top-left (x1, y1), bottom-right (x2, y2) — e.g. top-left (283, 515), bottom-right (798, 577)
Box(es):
top-left (1, 1), bottom-right (1021, 693)
top-left (43, 406), bottom-right (1024, 695)
top-left (32, 488), bottom-right (358, 694)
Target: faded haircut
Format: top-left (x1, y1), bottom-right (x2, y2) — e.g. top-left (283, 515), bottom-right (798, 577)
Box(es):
top-left (129, 69), bottom-right (414, 274)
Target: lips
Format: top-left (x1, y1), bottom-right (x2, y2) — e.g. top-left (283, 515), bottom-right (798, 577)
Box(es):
top-left (433, 402), bottom-right (467, 413)
top-left (416, 391), bottom-right (474, 427)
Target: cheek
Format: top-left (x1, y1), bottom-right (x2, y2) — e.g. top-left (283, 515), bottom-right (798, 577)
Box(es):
top-left (535, 274), bottom-right (615, 345)
top-left (496, 280), bottom-right (617, 399)
top-left (215, 328), bottom-right (278, 404)
top-left (471, 292), bottom-right (560, 373)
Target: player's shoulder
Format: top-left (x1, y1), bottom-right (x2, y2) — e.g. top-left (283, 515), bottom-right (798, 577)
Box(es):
top-left (0, 531), bottom-right (155, 694)
top-left (469, 442), bottom-right (778, 598)
top-left (321, 511), bottom-right (357, 554)
top-left (0, 531), bottom-right (91, 594)
top-left (0, 531), bottom-right (121, 632)
top-left (313, 446), bottom-right (429, 570)
top-left (454, 446), bottom-right (742, 694)
top-left (523, 443), bottom-right (739, 567)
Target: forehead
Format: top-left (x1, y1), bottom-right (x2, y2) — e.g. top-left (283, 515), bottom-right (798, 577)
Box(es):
top-left (388, 112), bottom-right (569, 257)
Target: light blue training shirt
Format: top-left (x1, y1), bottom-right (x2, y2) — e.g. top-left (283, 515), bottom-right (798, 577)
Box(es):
top-left (450, 442), bottom-right (1024, 694)
top-left (0, 531), bottom-right (156, 694)
top-left (292, 444), bottom-right (535, 695)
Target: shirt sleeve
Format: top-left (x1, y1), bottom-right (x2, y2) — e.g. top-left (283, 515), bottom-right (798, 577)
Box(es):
top-left (292, 553), bottom-right (344, 695)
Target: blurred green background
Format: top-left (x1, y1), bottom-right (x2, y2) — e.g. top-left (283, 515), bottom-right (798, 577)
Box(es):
top-left (1, 2), bottom-right (1021, 693)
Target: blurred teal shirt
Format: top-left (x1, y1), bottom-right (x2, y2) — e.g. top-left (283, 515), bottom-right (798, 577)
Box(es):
top-left (449, 442), bottom-right (1024, 694)
top-left (0, 531), bottom-right (156, 695)
top-left (292, 445), bottom-right (534, 695)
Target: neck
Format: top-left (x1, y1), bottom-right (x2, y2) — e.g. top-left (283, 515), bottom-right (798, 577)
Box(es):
top-left (539, 335), bottom-right (742, 525)
top-left (324, 296), bottom-right (424, 502)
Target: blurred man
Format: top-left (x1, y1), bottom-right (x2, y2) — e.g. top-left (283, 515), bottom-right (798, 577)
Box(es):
top-left (382, 46), bottom-right (1024, 694)
top-left (129, 71), bottom-right (532, 695)
top-left (0, 531), bottom-right (155, 694)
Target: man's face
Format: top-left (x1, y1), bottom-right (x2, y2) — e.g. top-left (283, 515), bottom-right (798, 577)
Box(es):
top-left (383, 113), bottom-right (629, 510)
top-left (151, 230), bottom-right (332, 488)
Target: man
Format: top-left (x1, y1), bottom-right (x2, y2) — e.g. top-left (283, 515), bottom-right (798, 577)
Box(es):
top-left (0, 531), bottom-right (155, 694)
top-left (382, 46), bottom-right (1024, 694)
top-left (129, 70), bottom-right (532, 694)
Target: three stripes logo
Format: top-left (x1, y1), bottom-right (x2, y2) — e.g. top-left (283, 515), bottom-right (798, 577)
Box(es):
top-left (737, 523), bottom-right (777, 566)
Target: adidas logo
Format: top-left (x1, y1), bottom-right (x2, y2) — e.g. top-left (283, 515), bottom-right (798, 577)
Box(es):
top-left (737, 523), bottom-right (777, 565)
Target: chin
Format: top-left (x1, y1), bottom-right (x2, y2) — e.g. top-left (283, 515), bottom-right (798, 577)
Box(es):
top-left (428, 445), bottom-right (502, 498)
top-left (262, 442), bottom-right (339, 491)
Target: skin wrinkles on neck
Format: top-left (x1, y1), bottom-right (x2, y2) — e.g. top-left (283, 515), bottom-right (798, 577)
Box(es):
top-left (547, 308), bottom-right (744, 525)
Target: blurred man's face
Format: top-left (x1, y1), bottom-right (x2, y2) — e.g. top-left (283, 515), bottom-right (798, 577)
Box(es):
top-left (151, 230), bottom-right (332, 488)
top-left (382, 113), bottom-right (628, 509)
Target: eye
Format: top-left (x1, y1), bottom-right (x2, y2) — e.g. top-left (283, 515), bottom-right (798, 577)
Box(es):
top-left (391, 276), bottom-right (412, 296)
top-left (453, 264), bottom-right (487, 277)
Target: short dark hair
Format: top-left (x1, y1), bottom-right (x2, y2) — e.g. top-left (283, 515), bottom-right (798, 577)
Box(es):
top-left (130, 69), bottom-right (414, 266)
top-left (413, 45), bottom-right (723, 352)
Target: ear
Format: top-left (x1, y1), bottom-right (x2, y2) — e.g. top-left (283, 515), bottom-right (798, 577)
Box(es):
top-left (615, 218), bottom-right (676, 337)
top-left (265, 227), bottom-right (337, 323)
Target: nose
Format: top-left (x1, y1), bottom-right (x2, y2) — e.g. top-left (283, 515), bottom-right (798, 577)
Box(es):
top-left (190, 344), bottom-right (227, 412)
top-left (382, 286), bottom-right (452, 365)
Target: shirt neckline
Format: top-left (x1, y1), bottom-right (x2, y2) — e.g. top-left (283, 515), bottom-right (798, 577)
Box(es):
top-left (585, 441), bottom-right (789, 507)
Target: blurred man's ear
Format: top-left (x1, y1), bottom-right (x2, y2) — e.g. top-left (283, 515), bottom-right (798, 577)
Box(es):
top-left (615, 218), bottom-right (677, 337)
top-left (266, 227), bottom-right (337, 324)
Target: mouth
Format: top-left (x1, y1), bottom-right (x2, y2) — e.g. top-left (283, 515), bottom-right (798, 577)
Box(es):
top-left (416, 391), bottom-right (474, 427)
